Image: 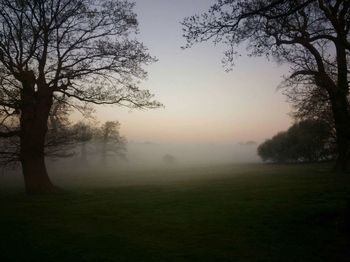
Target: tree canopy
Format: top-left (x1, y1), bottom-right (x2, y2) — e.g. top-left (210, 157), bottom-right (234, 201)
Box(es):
top-left (0, 0), bottom-right (161, 193)
top-left (0, 0), bottom-right (161, 126)
top-left (183, 0), bottom-right (350, 171)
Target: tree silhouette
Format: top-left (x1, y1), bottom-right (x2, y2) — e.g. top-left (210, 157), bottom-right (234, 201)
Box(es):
top-left (183, 0), bottom-right (350, 171)
top-left (45, 100), bottom-right (76, 158)
top-left (97, 121), bottom-right (127, 166)
top-left (258, 119), bottom-right (333, 163)
top-left (72, 121), bottom-right (95, 165)
top-left (0, 100), bottom-right (76, 166)
top-left (0, 0), bottom-right (161, 193)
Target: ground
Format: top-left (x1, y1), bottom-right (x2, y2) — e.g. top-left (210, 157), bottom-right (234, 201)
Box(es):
top-left (0, 163), bottom-right (349, 261)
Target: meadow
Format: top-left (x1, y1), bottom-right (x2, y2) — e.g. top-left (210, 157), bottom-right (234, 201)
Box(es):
top-left (0, 163), bottom-right (350, 261)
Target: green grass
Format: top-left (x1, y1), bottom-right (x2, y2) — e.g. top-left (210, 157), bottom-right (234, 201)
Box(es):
top-left (1, 163), bottom-right (350, 261)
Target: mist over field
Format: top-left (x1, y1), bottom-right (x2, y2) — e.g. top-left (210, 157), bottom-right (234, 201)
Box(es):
top-left (126, 142), bottom-right (259, 167)
top-left (46, 142), bottom-right (260, 171)
top-left (47, 142), bottom-right (260, 182)
top-left (0, 142), bottom-right (259, 191)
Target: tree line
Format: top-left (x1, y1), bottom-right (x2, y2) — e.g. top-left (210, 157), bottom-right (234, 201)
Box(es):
top-left (257, 119), bottom-right (335, 163)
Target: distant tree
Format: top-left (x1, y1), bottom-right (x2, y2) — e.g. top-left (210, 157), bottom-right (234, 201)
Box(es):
top-left (72, 122), bottom-right (95, 164)
top-left (182, 0), bottom-right (350, 171)
top-left (258, 120), bottom-right (333, 163)
top-left (0, 0), bottom-right (161, 193)
top-left (97, 121), bottom-right (127, 165)
top-left (162, 154), bottom-right (176, 165)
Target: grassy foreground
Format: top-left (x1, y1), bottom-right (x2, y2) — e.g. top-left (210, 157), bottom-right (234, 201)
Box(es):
top-left (0, 163), bottom-right (350, 262)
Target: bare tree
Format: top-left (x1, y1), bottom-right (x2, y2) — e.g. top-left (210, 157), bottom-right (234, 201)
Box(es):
top-left (283, 75), bottom-right (338, 142)
top-left (0, 0), bottom-right (161, 193)
top-left (73, 121), bottom-right (95, 165)
top-left (44, 100), bottom-right (76, 159)
top-left (182, 0), bottom-right (350, 171)
top-left (97, 121), bottom-right (127, 165)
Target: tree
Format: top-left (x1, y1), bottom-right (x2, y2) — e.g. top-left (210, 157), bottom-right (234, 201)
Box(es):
top-left (45, 101), bottom-right (76, 158)
top-left (182, 0), bottom-right (350, 171)
top-left (97, 121), bottom-right (127, 165)
top-left (162, 154), bottom-right (176, 165)
top-left (0, 99), bottom-right (76, 166)
top-left (72, 121), bottom-right (95, 164)
top-left (0, 0), bottom-right (161, 193)
top-left (258, 119), bottom-right (333, 163)
top-left (283, 75), bottom-right (349, 149)
top-left (284, 78), bottom-right (335, 129)
top-left (258, 132), bottom-right (291, 163)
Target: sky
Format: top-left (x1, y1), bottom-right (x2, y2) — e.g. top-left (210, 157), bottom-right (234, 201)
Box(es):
top-left (95, 0), bottom-right (293, 144)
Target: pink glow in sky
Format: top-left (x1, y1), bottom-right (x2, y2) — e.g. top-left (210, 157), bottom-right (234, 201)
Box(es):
top-left (93, 0), bottom-right (293, 144)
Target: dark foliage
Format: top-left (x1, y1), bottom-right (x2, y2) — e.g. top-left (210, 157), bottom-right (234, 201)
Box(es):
top-left (258, 119), bottom-right (334, 163)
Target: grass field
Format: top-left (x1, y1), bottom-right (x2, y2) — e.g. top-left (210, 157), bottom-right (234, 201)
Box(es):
top-left (0, 163), bottom-right (350, 261)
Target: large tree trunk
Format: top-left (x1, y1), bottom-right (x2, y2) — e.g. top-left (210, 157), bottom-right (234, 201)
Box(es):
top-left (330, 91), bottom-right (350, 172)
top-left (21, 151), bottom-right (55, 194)
top-left (333, 38), bottom-right (350, 172)
top-left (19, 71), bottom-right (56, 194)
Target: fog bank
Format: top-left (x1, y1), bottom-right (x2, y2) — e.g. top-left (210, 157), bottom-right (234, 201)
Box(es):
top-left (44, 142), bottom-right (260, 173)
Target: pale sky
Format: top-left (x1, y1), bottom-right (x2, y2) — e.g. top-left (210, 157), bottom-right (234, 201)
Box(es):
top-left (95, 0), bottom-right (293, 144)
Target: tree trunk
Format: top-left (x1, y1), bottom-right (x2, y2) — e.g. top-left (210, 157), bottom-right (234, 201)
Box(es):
top-left (21, 152), bottom-right (55, 194)
top-left (19, 71), bottom-right (57, 194)
top-left (330, 91), bottom-right (350, 172)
